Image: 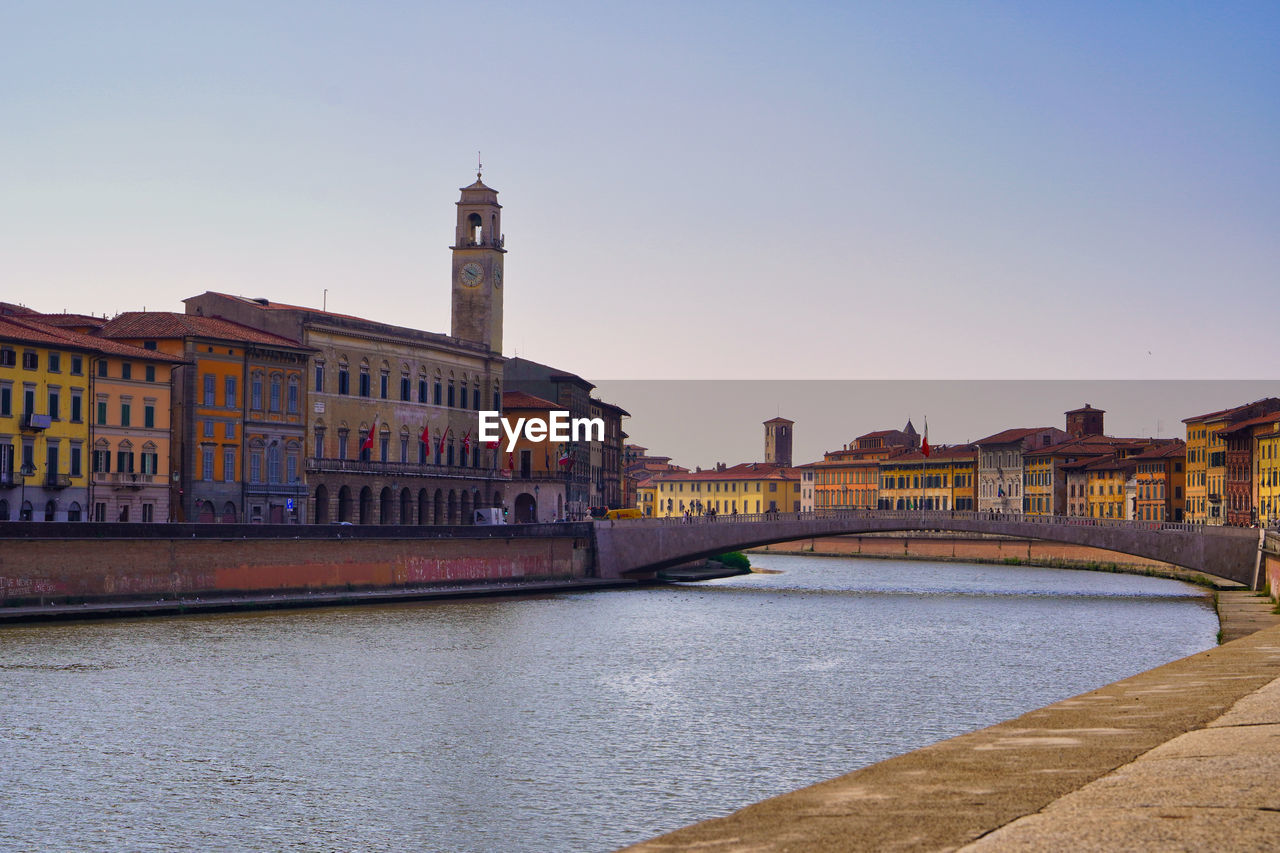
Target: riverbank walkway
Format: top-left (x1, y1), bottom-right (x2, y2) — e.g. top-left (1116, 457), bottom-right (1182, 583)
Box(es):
top-left (625, 590), bottom-right (1280, 852)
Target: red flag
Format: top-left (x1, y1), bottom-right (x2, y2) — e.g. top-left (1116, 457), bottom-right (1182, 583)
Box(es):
top-left (361, 414), bottom-right (378, 454)
top-left (437, 428), bottom-right (449, 457)
top-left (921, 419), bottom-right (930, 458)
top-left (506, 452), bottom-right (515, 470)
top-left (558, 450), bottom-right (572, 467)
top-left (462, 431), bottom-right (471, 455)
top-left (486, 440), bottom-right (498, 450)
top-left (420, 423), bottom-right (430, 446)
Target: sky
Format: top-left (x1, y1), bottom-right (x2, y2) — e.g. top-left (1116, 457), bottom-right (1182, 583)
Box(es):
top-left (3, 2), bottom-right (1278, 459)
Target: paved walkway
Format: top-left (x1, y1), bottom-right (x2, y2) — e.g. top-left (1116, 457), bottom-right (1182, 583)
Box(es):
top-left (625, 592), bottom-right (1280, 852)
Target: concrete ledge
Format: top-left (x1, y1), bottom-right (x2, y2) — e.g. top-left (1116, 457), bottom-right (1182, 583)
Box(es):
top-left (623, 598), bottom-right (1280, 852)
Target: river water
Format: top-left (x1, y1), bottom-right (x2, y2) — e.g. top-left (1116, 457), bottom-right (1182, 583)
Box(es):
top-left (0, 555), bottom-right (1216, 852)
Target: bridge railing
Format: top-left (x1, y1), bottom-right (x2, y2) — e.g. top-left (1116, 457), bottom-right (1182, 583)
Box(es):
top-left (611, 509), bottom-right (1209, 534)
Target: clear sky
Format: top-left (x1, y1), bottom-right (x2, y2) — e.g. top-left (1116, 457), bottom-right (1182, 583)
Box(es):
top-left (3, 2), bottom-right (1277, 388)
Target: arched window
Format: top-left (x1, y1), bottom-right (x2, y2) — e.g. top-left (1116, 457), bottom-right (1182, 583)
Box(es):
top-left (269, 373), bottom-right (282, 412)
top-left (468, 212), bottom-right (482, 244)
top-left (287, 376), bottom-right (300, 413)
top-left (337, 356), bottom-right (350, 395)
top-left (251, 371), bottom-right (265, 410)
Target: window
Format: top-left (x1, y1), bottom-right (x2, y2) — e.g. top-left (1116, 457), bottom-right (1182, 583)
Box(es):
top-left (143, 341), bottom-right (157, 351)
top-left (268, 445), bottom-right (281, 483)
top-left (145, 364), bottom-right (156, 382)
top-left (144, 404), bottom-right (155, 429)
top-left (225, 376), bottom-right (237, 408)
top-left (70, 356), bottom-right (82, 375)
top-left (434, 381), bottom-right (442, 406)
top-left (141, 450), bottom-right (158, 475)
top-left (447, 382), bottom-right (455, 408)
top-left (121, 363), bottom-right (132, 380)
top-left (269, 376), bottom-right (281, 412)
top-left (287, 453), bottom-right (298, 484)
top-left (314, 426), bottom-right (325, 459)
top-left (49, 353), bottom-right (61, 373)
top-left (116, 448), bottom-right (135, 473)
top-left (251, 374), bottom-right (264, 410)
top-left (224, 449), bottom-right (236, 482)
top-left (121, 402), bottom-right (133, 427)
top-left (0, 384), bottom-right (8, 417)
top-left (250, 452), bottom-right (262, 483)
top-left (338, 366), bottom-right (349, 395)
top-left (203, 419), bottom-right (214, 438)
top-left (287, 377), bottom-right (299, 414)
top-left (23, 387), bottom-right (34, 416)
top-left (0, 347), bottom-right (15, 367)
top-left (48, 389), bottom-right (59, 420)
top-left (202, 449), bottom-right (214, 481)
top-left (400, 377), bottom-right (411, 402)
top-left (22, 351), bottom-right (37, 370)
top-left (203, 374), bottom-right (215, 405)
top-left (97, 359), bottom-right (107, 377)
top-left (70, 446), bottom-right (82, 477)
top-left (418, 379), bottom-right (428, 403)
top-left (380, 373), bottom-right (388, 399)
top-left (359, 371), bottom-right (370, 397)
top-left (314, 362), bottom-right (325, 393)
top-left (93, 445), bottom-right (110, 474)
top-left (69, 390), bottom-right (82, 423)
top-left (225, 422), bottom-right (235, 439)
top-left (142, 504), bottom-right (154, 523)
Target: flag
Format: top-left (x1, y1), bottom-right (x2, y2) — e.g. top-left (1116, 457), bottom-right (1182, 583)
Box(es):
top-left (921, 417), bottom-right (930, 458)
top-left (462, 431), bottom-right (471, 455)
top-left (558, 449), bottom-right (572, 467)
top-left (361, 414), bottom-right (378, 454)
top-left (437, 428), bottom-right (449, 457)
top-left (486, 440), bottom-right (498, 450)
top-left (420, 423), bottom-right (430, 446)
top-left (506, 452), bottom-right (515, 470)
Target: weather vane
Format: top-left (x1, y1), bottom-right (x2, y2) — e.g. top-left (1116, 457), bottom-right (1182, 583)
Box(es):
top-left (477, 150), bottom-right (482, 179)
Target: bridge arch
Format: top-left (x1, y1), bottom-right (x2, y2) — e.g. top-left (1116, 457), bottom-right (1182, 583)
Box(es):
top-left (591, 511), bottom-right (1262, 587)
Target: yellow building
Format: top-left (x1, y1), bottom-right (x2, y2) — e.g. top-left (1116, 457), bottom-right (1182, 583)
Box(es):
top-left (1183, 399), bottom-right (1280, 525)
top-left (1083, 456), bottom-right (1136, 520)
top-left (0, 315), bottom-right (93, 521)
top-left (650, 462), bottom-right (799, 517)
top-left (876, 445), bottom-right (977, 511)
top-left (1256, 417), bottom-right (1280, 526)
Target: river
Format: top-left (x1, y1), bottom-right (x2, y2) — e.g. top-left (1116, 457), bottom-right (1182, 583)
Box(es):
top-left (0, 555), bottom-right (1217, 852)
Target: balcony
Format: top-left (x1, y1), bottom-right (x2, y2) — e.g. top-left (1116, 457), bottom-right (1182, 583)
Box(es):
top-left (44, 473), bottom-right (71, 490)
top-left (305, 457), bottom-right (512, 482)
top-left (95, 472), bottom-right (155, 490)
top-left (245, 481), bottom-right (309, 497)
top-left (0, 471), bottom-right (17, 489)
top-left (21, 412), bottom-right (52, 431)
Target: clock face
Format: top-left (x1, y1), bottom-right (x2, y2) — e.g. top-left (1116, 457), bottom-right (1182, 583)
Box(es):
top-left (493, 265), bottom-right (503, 288)
top-left (460, 262), bottom-right (484, 287)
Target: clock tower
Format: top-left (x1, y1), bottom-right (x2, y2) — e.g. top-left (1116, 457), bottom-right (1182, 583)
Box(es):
top-left (450, 173), bottom-right (506, 353)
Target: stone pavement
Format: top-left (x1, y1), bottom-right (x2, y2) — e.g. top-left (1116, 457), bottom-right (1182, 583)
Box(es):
top-left (624, 592), bottom-right (1280, 852)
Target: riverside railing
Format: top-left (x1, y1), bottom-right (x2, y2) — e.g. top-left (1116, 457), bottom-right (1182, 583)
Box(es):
top-left (615, 509), bottom-right (1209, 534)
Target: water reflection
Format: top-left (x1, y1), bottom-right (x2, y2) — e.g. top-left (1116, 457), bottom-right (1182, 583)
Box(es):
top-left (0, 556), bottom-right (1216, 852)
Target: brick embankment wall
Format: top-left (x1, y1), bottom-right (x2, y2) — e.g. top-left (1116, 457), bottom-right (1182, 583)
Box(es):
top-left (1265, 549), bottom-right (1280, 599)
top-left (754, 534), bottom-right (1186, 574)
top-left (0, 534), bottom-right (592, 606)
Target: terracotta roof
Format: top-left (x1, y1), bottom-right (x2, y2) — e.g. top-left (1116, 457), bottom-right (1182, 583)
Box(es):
top-left (1065, 404), bottom-right (1106, 414)
top-left (763, 417), bottom-right (794, 425)
top-left (195, 292), bottom-right (373, 324)
top-left (101, 312), bottom-right (307, 348)
top-left (881, 444), bottom-right (978, 464)
top-left (502, 391), bottom-right (558, 410)
top-left (1024, 435), bottom-right (1150, 458)
top-left (973, 427), bottom-right (1057, 446)
top-left (1127, 440), bottom-right (1188, 461)
top-left (1183, 398), bottom-right (1280, 423)
top-left (1219, 412), bottom-right (1280, 435)
top-left (27, 313), bottom-right (107, 330)
top-left (0, 315), bottom-right (185, 362)
top-left (654, 462), bottom-right (798, 482)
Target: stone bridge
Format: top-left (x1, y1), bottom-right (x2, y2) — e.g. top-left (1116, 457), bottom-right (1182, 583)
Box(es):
top-left (591, 510), bottom-right (1267, 588)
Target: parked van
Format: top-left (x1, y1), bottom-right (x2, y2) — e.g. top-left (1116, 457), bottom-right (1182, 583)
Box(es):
top-left (474, 508), bottom-right (506, 525)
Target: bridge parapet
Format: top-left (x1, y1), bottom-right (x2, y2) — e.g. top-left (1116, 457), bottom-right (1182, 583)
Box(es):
top-left (593, 510), bottom-right (1261, 587)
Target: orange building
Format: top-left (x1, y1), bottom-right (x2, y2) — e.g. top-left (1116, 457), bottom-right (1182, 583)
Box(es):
top-left (812, 424), bottom-right (919, 510)
top-left (100, 313), bottom-right (312, 523)
top-left (1131, 440), bottom-right (1187, 522)
top-left (499, 390), bottom-right (568, 522)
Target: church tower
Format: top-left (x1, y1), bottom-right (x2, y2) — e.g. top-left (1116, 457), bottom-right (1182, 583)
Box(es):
top-left (450, 174), bottom-right (505, 352)
top-left (764, 417), bottom-right (794, 467)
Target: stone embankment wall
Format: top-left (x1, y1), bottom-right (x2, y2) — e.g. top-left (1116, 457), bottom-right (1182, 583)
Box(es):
top-left (754, 534), bottom-right (1187, 574)
top-left (0, 524), bottom-right (593, 606)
